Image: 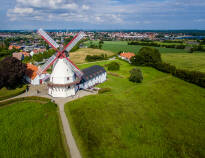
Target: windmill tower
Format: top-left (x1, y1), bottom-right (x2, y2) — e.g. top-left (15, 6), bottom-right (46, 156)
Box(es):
top-left (37, 29), bottom-right (85, 97)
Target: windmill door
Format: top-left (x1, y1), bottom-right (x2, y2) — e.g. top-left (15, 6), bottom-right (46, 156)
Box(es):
top-left (40, 79), bottom-right (42, 84)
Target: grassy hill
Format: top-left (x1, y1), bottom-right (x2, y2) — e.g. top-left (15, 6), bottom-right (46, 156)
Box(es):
top-left (0, 99), bottom-right (67, 158)
top-left (162, 53), bottom-right (205, 72)
top-left (65, 60), bottom-right (205, 158)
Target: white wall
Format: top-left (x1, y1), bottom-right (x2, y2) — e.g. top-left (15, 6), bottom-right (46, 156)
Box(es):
top-left (79, 72), bottom-right (107, 89)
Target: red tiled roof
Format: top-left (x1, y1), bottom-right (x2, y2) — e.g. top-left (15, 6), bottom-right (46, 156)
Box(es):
top-left (120, 52), bottom-right (135, 59)
top-left (25, 63), bottom-right (38, 80)
top-left (21, 52), bottom-right (30, 56)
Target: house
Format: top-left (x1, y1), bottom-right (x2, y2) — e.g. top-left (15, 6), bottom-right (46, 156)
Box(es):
top-left (119, 52), bottom-right (135, 63)
top-left (9, 45), bottom-right (21, 50)
top-left (30, 48), bottom-right (46, 56)
top-left (12, 52), bottom-right (24, 60)
top-left (25, 63), bottom-right (50, 85)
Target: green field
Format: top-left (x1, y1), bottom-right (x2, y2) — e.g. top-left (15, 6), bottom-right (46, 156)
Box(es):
top-left (0, 99), bottom-right (67, 158)
top-left (65, 60), bottom-right (205, 158)
top-left (85, 41), bottom-right (189, 54)
top-left (162, 53), bottom-right (205, 72)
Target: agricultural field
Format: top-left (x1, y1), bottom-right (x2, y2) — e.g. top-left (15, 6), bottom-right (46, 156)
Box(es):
top-left (84, 41), bottom-right (189, 54)
top-left (0, 99), bottom-right (67, 158)
top-left (65, 60), bottom-right (205, 158)
top-left (70, 48), bottom-right (114, 64)
top-left (162, 53), bottom-right (205, 72)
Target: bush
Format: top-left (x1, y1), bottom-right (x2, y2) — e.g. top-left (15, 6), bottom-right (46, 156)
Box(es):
top-left (98, 88), bottom-right (111, 94)
top-left (130, 55), bottom-right (145, 66)
top-left (107, 62), bottom-right (120, 71)
top-left (138, 47), bottom-right (162, 66)
top-left (85, 54), bottom-right (107, 62)
top-left (129, 68), bottom-right (143, 83)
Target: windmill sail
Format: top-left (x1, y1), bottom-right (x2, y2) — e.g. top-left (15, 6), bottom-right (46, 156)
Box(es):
top-left (64, 57), bottom-right (83, 78)
top-left (37, 53), bottom-right (57, 75)
top-left (63, 32), bottom-right (86, 53)
top-left (38, 28), bottom-right (59, 50)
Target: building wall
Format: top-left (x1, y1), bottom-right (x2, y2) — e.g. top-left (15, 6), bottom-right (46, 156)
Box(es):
top-left (48, 86), bottom-right (76, 97)
top-left (79, 72), bottom-right (107, 89)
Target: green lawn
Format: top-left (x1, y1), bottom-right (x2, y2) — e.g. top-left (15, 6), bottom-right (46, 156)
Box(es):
top-left (0, 85), bottom-right (27, 101)
top-left (162, 53), bottom-right (205, 72)
top-left (65, 60), bottom-right (205, 158)
top-left (0, 100), bottom-right (67, 158)
top-left (85, 41), bottom-right (189, 54)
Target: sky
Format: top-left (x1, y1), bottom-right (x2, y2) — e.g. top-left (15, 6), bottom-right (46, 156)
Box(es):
top-left (0, 0), bottom-right (205, 30)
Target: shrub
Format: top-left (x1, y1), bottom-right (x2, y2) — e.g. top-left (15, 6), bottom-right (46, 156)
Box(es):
top-left (85, 54), bottom-right (107, 62)
top-left (130, 55), bottom-right (145, 66)
top-left (129, 68), bottom-right (143, 83)
top-left (98, 88), bottom-right (111, 94)
top-left (107, 62), bottom-right (120, 71)
top-left (138, 47), bottom-right (162, 66)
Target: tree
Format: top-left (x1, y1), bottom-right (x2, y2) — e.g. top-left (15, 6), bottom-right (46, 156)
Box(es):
top-left (99, 40), bottom-right (104, 44)
top-left (107, 62), bottom-right (120, 71)
top-left (130, 55), bottom-right (145, 66)
top-left (129, 68), bottom-right (143, 83)
top-left (0, 57), bottom-right (26, 89)
top-left (138, 47), bottom-right (162, 66)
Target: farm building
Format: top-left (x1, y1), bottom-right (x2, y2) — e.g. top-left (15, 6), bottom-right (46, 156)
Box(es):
top-left (119, 52), bottom-right (135, 63)
top-left (78, 65), bottom-right (106, 89)
top-left (25, 63), bottom-right (50, 85)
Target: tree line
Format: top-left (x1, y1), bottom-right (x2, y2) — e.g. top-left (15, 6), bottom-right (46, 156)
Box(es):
top-left (130, 47), bottom-right (205, 88)
top-left (128, 41), bottom-right (205, 51)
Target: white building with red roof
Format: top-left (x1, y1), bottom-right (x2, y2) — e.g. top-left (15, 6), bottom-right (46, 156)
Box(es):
top-left (25, 63), bottom-right (50, 85)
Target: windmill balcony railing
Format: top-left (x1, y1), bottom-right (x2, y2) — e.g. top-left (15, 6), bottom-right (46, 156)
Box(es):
top-left (47, 77), bottom-right (81, 87)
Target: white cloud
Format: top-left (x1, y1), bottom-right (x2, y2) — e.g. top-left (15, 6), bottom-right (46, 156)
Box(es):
top-left (6, 0), bottom-right (205, 27)
top-left (82, 5), bottom-right (89, 10)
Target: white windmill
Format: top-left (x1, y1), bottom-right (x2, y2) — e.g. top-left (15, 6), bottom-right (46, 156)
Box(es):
top-left (37, 29), bottom-right (86, 97)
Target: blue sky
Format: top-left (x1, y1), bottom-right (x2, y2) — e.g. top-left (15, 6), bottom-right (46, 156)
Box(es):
top-left (0, 0), bottom-right (205, 30)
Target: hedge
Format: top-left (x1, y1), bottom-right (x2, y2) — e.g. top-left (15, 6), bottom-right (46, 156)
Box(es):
top-left (153, 62), bottom-right (205, 88)
top-left (0, 96), bottom-right (51, 107)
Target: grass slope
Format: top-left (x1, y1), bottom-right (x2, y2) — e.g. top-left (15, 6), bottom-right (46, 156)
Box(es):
top-left (65, 60), bottom-right (205, 158)
top-left (0, 100), bottom-right (66, 158)
top-left (0, 85), bottom-right (27, 101)
top-left (162, 53), bottom-right (205, 72)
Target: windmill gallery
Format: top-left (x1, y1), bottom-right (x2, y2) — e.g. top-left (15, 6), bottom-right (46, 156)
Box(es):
top-left (25, 29), bottom-right (107, 98)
